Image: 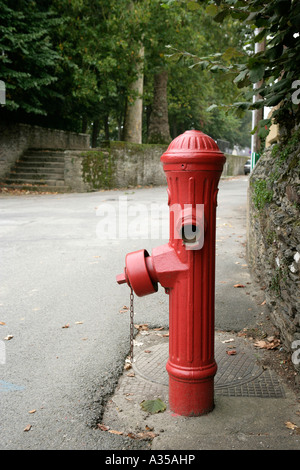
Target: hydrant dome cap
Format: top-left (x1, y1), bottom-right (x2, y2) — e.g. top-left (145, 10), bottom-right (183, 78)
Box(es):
top-left (161, 130), bottom-right (225, 163)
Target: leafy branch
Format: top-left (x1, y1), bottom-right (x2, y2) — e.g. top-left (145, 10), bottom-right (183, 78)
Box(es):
top-left (166, 0), bottom-right (300, 133)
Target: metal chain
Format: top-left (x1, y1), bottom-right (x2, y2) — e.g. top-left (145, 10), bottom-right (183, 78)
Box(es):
top-left (129, 287), bottom-right (134, 363)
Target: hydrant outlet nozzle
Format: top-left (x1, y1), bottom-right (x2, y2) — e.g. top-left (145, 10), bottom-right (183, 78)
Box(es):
top-left (116, 272), bottom-right (127, 285)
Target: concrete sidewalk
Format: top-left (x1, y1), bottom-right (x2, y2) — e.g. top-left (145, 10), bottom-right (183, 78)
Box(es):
top-left (101, 326), bottom-right (300, 451)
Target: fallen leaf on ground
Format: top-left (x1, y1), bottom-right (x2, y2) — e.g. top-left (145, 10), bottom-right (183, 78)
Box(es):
top-left (61, 323), bottom-right (70, 328)
top-left (4, 335), bottom-right (13, 340)
top-left (124, 363), bottom-right (132, 370)
top-left (24, 424), bottom-right (32, 432)
top-left (134, 324), bottom-right (149, 331)
top-left (127, 430), bottom-right (158, 440)
top-left (75, 321), bottom-right (83, 324)
top-left (234, 284), bottom-right (245, 288)
top-left (136, 431), bottom-right (158, 440)
top-left (145, 425), bottom-right (154, 431)
top-left (108, 430), bottom-right (123, 435)
top-left (119, 307), bottom-right (129, 313)
top-left (0, 322), bottom-right (5, 326)
top-left (226, 350), bottom-right (237, 355)
top-left (254, 340), bottom-right (268, 348)
top-left (221, 338), bottom-right (235, 343)
top-left (285, 421), bottom-right (299, 431)
top-left (144, 350), bottom-right (151, 353)
top-left (254, 339), bottom-right (280, 350)
top-left (97, 424), bottom-right (110, 431)
top-left (140, 398), bottom-right (166, 414)
top-left (28, 410), bottom-right (36, 414)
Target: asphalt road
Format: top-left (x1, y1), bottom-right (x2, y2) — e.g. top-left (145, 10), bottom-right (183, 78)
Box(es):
top-left (0, 175), bottom-right (261, 450)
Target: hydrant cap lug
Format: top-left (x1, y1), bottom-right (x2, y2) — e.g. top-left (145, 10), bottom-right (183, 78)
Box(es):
top-left (116, 272), bottom-right (127, 285)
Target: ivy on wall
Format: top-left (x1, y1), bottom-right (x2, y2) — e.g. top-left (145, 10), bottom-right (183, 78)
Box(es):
top-left (251, 126), bottom-right (300, 212)
top-left (251, 178), bottom-right (273, 211)
top-left (81, 150), bottom-right (116, 190)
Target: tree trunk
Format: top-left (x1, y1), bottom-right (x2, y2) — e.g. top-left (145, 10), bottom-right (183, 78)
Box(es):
top-left (91, 118), bottom-right (100, 148)
top-left (104, 114), bottom-right (110, 141)
top-left (123, 46), bottom-right (144, 144)
top-left (148, 69), bottom-right (171, 144)
top-left (82, 115), bottom-right (87, 134)
top-left (251, 28), bottom-right (266, 154)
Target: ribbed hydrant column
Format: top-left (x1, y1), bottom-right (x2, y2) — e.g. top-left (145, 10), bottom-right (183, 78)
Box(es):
top-left (161, 130), bottom-right (226, 416)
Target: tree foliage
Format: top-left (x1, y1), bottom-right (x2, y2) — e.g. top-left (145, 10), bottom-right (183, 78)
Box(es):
top-left (0, 0), bottom-right (62, 118)
top-left (169, 0), bottom-right (300, 135)
top-left (0, 0), bottom-right (260, 147)
top-left (161, 0), bottom-right (250, 146)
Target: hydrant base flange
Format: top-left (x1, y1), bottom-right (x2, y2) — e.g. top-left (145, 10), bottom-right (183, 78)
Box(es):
top-left (167, 360), bottom-right (217, 416)
top-left (168, 376), bottom-right (215, 417)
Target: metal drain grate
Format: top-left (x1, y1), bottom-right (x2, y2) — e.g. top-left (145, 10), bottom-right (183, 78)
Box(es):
top-left (132, 339), bottom-right (285, 399)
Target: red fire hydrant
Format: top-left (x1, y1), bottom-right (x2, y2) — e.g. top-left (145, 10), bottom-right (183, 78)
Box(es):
top-left (116, 130), bottom-right (226, 416)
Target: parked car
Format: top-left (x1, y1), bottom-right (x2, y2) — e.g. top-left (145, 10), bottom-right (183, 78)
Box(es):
top-left (244, 159), bottom-right (251, 175)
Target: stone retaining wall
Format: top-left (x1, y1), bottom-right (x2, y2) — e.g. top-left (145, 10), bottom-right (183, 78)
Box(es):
top-left (64, 144), bottom-right (249, 192)
top-left (0, 123), bottom-right (250, 190)
top-left (247, 128), bottom-right (300, 376)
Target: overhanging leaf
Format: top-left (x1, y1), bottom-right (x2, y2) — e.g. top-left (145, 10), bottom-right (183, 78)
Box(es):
top-left (213, 9), bottom-right (230, 23)
top-left (258, 118), bottom-right (272, 128)
top-left (187, 1), bottom-right (201, 11)
top-left (140, 398), bottom-right (166, 414)
top-left (234, 68), bottom-right (248, 84)
top-left (249, 64), bottom-right (265, 83)
top-left (265, 92), bottom-right (286, 107)
top-left (205, 4), bottom-right (218, 16)
top-left (258, 126), bottom-right (270, 139)
top-left (207, 104), bottom-right (218, 112)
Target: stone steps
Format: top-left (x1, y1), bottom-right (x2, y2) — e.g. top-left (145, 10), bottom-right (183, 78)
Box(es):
top-left (15, 161), bottom-right (65, 170)
top-left (2, 149), bottom-right (70, 191)
top-left (21, 150), bottom-right (66, 163)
